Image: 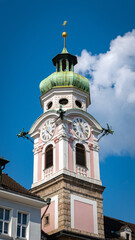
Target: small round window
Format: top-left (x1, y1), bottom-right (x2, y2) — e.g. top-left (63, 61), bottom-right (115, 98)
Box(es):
top-left (59, 98), bottom-right (68, 105)
top-left (47, 101), bottom-right (53, 109)
top-left (75, 100), bottom-right (82, 108)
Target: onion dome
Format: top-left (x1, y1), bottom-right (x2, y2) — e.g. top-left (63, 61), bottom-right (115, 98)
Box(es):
top-left (39, 31), bottom-right (90, 96)
top-left (40, 71), bottom-right (90, 95)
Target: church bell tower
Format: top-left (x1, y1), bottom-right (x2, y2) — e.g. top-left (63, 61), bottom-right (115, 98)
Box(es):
top-left (29, 29), bottom-right (105, 239)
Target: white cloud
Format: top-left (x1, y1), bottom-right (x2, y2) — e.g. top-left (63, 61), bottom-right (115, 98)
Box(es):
top-left (75, 30), bottom-right (135, 159)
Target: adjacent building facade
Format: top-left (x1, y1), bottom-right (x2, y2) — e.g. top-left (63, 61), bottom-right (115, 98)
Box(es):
top-left (0, 159), bottom-right (46, 240)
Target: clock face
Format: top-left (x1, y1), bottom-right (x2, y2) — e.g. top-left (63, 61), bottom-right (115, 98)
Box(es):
top-left (40, 118), bottom-right (55, 142)
top-left (72, 117), bottom-right (90, 140)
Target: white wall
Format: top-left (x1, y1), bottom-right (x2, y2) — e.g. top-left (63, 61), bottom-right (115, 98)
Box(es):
top-left (0, 197), bottom-right (41, 240)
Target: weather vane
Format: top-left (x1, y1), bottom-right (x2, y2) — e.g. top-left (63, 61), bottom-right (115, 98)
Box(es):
top-left (62, 21), bottom-right (68, 49)
top-left (17, 128), bottom-right (33, 143)
top-left (98, 124), bottom-right (114, 142)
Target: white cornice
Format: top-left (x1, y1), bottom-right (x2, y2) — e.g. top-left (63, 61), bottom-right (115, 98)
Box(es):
top-left (29, 109), bottom-right (102, 137)
top-left (0, 189), bottom-right (46, 208)
top-left (40, 87), bottom-right (90, 107)
top-left (29, 111), bottom-right (58, 135)
top-left (65, 109), bottom-right (102, 131)
top-left (31, 169), bottom-right (102, 189)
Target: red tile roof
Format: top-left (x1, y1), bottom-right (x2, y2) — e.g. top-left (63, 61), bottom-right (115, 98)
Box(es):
top-left (1, 173), bottom-right (44, 202)
top-left (104, 216), bottom-right (135, 240)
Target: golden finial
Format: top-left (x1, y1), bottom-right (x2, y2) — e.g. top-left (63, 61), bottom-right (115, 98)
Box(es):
top-left (62, 21), bottom-right (67, 49)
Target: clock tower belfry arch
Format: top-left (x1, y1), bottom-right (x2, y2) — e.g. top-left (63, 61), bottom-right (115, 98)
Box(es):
top-left (29, 30), bottom-right (105, 239)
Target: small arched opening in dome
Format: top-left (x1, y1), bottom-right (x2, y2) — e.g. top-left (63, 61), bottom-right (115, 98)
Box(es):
top-left (56, 62), bottom-right (60, 72)
top-left (75, 100), bottom-right (82, 108)
top-left (62, 59), bottom-right (66, 71)
top-left (47, 101), bottom-right (53, 110)
top-left (59, 98), bottom-right (68, 105)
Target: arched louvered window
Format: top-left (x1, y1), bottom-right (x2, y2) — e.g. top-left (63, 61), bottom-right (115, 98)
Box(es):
top-left (62, 59), bottom-right (66, 71)
top-left (76, 143), bottom-right (86, 167)
top-left (45, 145), bottom-right (53, 169)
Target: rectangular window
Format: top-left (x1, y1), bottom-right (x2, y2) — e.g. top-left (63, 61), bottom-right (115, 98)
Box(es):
top-left (17, 212), bottom-right (28, 238)
top-left (0, 208), bottom-right (10, 235)
top-left (44, 214), bottom-right (50, 226)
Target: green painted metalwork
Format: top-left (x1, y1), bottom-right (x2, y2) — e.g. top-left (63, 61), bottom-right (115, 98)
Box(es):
top-left (40, 48), bottom-right (90, 96)
top-left (62, 48), bottom-right (68, 53)
top-left (40, 71), bottom-right (90, 95)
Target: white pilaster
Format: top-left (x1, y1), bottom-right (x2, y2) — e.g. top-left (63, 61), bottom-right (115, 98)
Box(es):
top-left (58, 137), bottom-right (69, 170)
top-left (86, 148), bottom-right (90, 177)
top-left (33, 152), bottom-right (38, 183)
top-left (33, 137), bottom-right (39, 183)
top-left (94, 147), bottom-right (100, 180)
top-left (59, 139), bottom-right (63, 170)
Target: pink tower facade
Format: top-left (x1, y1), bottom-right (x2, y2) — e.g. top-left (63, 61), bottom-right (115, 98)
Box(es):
top-left (29, 34), bottom-right (105, 239)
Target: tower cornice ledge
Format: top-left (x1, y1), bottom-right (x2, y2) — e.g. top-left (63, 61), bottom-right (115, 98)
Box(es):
top-left (31, 170), bottom-right (105, 196)
top-left (49, 229), bottom-right (105, 240)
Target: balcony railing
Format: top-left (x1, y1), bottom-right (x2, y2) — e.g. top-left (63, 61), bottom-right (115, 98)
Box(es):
top-left (44, 166), bottom-right (53, 178)
top-left (76, 165), bottom-right (87, 177)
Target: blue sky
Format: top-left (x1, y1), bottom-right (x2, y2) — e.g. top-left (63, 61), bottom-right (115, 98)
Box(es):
top-left (0, 0), bottom-right (135, 223)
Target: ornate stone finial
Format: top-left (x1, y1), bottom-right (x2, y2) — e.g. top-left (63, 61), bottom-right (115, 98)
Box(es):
top-left (62, 21), bottom-right (68, 50)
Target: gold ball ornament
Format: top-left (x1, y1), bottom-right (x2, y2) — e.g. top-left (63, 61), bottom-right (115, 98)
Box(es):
top-left (62, 32), bottom-right (67, 38)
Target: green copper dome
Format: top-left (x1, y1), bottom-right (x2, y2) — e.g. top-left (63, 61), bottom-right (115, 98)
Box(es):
top-left (39, 48), bottom-right (90, 95)
top-left (40, 71), bottom-right (90, 95)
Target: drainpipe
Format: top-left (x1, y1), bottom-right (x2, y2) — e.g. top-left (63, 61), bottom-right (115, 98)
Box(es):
top-left (41, 198), bottom-right (51, 220)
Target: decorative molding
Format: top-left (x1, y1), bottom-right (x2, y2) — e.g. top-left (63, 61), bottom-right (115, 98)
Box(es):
top-left (93, 145), bottom-right (100, 152)
top-left (76, 165), bottom-right (87, 177)
top-left (68, 137), bottom-right (74, 143)
top-left (44, 167), bottom-right (53, 178)
top-left (70, 194), bottom-right (98, 234)
top-left (33, 145), bottom-right (43, 154)
top-left (55, 94), bottom-right (72, 109)
top-left (53, 136), bottom-right (59, 144)
top-left (31, 169), bottom-right (102, 189)
top-left (65, 109), bottom-right (102, 132)
top-left (29, 111), bottom-right (58, 136)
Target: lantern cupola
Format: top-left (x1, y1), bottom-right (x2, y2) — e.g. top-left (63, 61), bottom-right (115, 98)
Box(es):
top-left (39, 31), bottom-right (90, 112)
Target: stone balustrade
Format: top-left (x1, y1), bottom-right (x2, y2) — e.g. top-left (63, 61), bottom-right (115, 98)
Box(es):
top-left (44, 167), bottom-right (53, 177)
top-left (76, 165), bottom-right (87, 177)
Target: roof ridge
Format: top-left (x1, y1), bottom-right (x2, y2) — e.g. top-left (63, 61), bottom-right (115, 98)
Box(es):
top-left (104, 215), bottom-right (135, 226)
top-left (1, 173), bottom-right (44, 201)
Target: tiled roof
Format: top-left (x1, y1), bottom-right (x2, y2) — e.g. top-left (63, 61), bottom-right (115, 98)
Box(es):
top-left (1, 173), bottom-right (44, 202)
top-left (104, 216), bottom-right (135, 240)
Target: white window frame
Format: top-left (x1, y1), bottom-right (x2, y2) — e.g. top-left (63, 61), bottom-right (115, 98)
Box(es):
top-left (73, 140), bottom-right (90, 177)
top-left (0, 206), bottom-right (11, 236)
top-left (42, 141), bottom-right (56, 179)
top-left (16, 211), bottom-right (29, 239)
